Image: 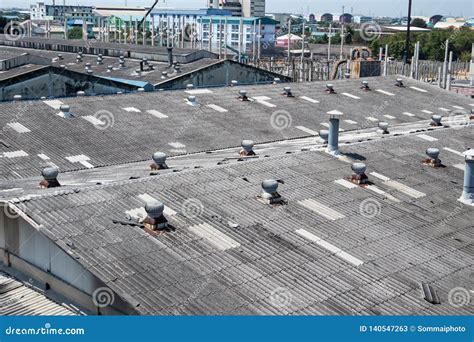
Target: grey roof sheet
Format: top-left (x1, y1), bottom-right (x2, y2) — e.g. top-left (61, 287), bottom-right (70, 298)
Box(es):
top-left (0, 271), bottom-right (79, 315)
top-left (1, 76), bottom-right (472, 180)
top-left (11, 126), bottom-right (474, 315)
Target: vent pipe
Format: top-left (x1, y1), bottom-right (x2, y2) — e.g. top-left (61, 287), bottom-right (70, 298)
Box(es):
top-left (395, 78), bottom-right (405, 87)
top-left (151, 152), bottom-right (168, 171)
top-left (424, 148), bottom-right (441, 167)
top-left (259, 179), bottom-right (283, 204)
top-left (377, 122), bottom-right (389, 134)
top-left (326, 110), bottom-right (343, 155)
top-left (143, 201), bottom-right (168, 230)
top-left (13, 95), bottom-right (22, 102)
top-left (186, 84), bottom-right (194, 90)
top-left (238, 90), bottom-right (249, 101)
top-left (240, 140), bottom-right (255, 156)
top-left (430, 114), bottom-right (443, 127)
top-left (76, 91), bottom-right (85, 97)
top-left (107, 65), bottom-right (113, 72)
top-left (161, 71), bottom-right (168, 79)
top-left (350, 162), bottom-right (368, 184)
top-left (231, 80), bottom-right (238, 87)
top-left (187, 96), bottom-right (198, 106)
top-left (459, 150), bottom-right (474, 206)
top-left (319, 129), bottom-right (329, 144)
top-left (273, 77), bottom-right (281, 84)
top-left (85, 63), bottom-right (91, 70)
top-left (57, 53), bottom-right (63, 60)
top-left (282, 87), bottom-right (293, 97)
top-left (40, 166), bottom-right (60, 188)
top-left (135, 69), bottom-right (142, 76)
top-left (360, 80), bottom-right (370, 90)
top-left (137, 88), bottom-right (145, 92)
top-left (58, 104), bottom-right (72, 118)
top-left (325, 83), bottom-right (335, 94)
top-left (96, 56), bottom-right (103, 65)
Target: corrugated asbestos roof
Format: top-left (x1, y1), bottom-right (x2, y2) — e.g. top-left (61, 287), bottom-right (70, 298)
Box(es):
top-left (11, 126), bottom-right (474, 315)
top-left (0, 272), bottom-right (78, 315)
top-left (1, 75), bottom-right (472, 180)
top-left (0, 46), bottom-right (220, 85)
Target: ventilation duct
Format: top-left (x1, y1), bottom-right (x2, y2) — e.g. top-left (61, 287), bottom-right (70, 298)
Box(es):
top-left (259, 179), bottom-right (283, 204)
top-left (423, 148), bottom-right (442, 167)
top-left (395, 78), bottom-right (405, 87)
top-left (360, 80), bottom-right (370, 90)
top-left (377, 122), bottom-right (389, 134)
top-left (58, 105), bottom-right (73, 118)
top-left (151, 152), bottom-right (168, 172)
top-left (459, 149), bottom-right (474, 206)
top-left (238, 90), bottom-right (249, 101)
top-left (350, 163), bottom-right (369, 184)
top-left (40, 167), bottom-right (60, 188)
top-left (240, 140), bottom-right (255, 156)
top-left (143, 201), bottom-right (168, 230)
top-left (326, 110), bottom-right (343, 155)
top-left (325, 84), bottom-right (335, 94)
top-left (430, 114), bottom-right (443, 127)
top-left (282, 87), bottom-right (293, 97)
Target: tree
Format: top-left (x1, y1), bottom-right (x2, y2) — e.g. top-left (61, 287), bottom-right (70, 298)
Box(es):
top-left (411, 18), bottom-right (427, 28)
top-left (68, 27), bottom-right (82, 39)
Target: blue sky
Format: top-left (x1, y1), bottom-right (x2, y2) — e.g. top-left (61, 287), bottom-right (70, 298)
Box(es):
top-left (14, 0), bottom-right (474, 17)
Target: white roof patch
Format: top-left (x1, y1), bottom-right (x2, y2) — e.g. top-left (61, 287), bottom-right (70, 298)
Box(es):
top-left (185, 89), bottom-right (213, 95)
top-left (295, 126), bottom-right (318, 135)
top-left (299, 96), bottom-right (319, 104)
top-left (342, 92), bottom-right (361, 99)
top-left (376, 89), bottom-right (395, 96)
top-left (298, 199), bottom-right (345, 221)
top-left (295, 229), bottom-right (363, 266)
top-left (206, 104), bottom-right (228, 113)
top-left (43, 99), bottom-right (64, 109)
top-left (416, 134), bottom-right (438, 142)
top-left (146, 110), bottom-right (168, 118)
top-left (123, 107), bottom-right (141, 113)
top-left (188, 223), bottom-right (240, 251)
top-left (7, 122), bottom-right (31, 133)
top-left (3, 150), bottom-right (28, 158)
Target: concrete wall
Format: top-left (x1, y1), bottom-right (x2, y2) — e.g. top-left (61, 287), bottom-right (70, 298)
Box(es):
top-left (157, 60), bottom-right (290, 90)
top-left (0, 203), bottom-right (134, 315)
top-left (0, 53), bottom-right (51, 71)
top-left (0, 67), bottom-right (143, 101)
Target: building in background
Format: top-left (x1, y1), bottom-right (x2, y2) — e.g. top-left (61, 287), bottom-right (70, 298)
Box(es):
top-left (207, 0), bottom-right (265, 17)
top-left (198, 16), bottom-right (276, 50)
top-left (30, 2), bottom-right (94, 21)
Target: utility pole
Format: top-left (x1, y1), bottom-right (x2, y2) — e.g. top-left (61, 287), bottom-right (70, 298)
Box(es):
top-left (327, 24), bottom-right (332, 61)
top-left (403, 0), bottom-right (413, 64)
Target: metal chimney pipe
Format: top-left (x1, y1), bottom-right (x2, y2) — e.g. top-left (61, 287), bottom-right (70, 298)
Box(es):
top-left (459, 150), bottom-right (474, 206)
top-left (326, 110), bottom-right (343, 155)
